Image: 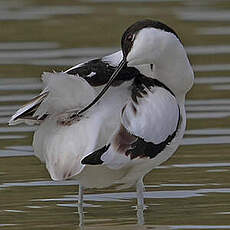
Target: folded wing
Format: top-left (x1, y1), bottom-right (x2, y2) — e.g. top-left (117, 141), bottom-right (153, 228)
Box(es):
top-left (82, 77), bottom-right (180, 169)
top-left (9, 72), bottom-right (96, 125)
top-left (9, 51), bottom-right (123, 125)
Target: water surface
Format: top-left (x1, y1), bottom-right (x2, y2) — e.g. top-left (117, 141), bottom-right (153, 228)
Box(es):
top-left (0, 0), bottom-right (230, 229)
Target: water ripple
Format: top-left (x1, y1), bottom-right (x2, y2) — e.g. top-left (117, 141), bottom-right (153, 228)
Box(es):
top-left (182, 136), bottom-right (230, 145)
top-left (185, 129), bottom-right (230, 135)
top-left (187, 112), bottom-right (230, 119)
top-left (0, 135), bottom-right (25, 140)
top-left (87, 0), bottom-right (182, 2)
top-left (0, 94), bottom-right (36, 102)
top-left (0, 6), bottom-right (94, 21)
top-left (0, 47), bottom-right (118, 59)
top-left (186, 45), bottom-right (230, 55)
top-left (197, 26), bottom-right (230, 35)
top-left (193, 64), bottom-right (230, 72)
top-left (0, 126), bottom-right (36, 133)
top-left (186, 105), bottom-right (230, 112)
top-left (195, 77), bottom-right (230, 84)
top-left (186, 99), bottom-right (230, 105)
top-left (170, 225), bottom-right (230, 230)
top-left (212, 84), bottom-right (230, 90)
top-left (176, 9), bottom-right (230, 21)
top-left (0, 83), bottom-right (42, 91)
top-left (34, 188), bottom-right (230, 202)
top-left (0, 42), bottom-right (59, 50)
top-left (0, 149), bottom-right (33, 157)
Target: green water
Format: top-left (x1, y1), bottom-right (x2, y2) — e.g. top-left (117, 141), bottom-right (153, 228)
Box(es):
top-left (0, 0), bottom-right (230, 229)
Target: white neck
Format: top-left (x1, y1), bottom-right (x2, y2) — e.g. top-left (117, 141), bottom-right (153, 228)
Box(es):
top-left (127, 28), bottom-right (194, 103)
top-left (154, 37), bottom-right (194, 102)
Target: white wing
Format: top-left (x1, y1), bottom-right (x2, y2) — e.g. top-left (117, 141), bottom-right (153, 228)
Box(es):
top-left (9, 50), bottom-right (152, 125)
top-left (35, 72), bottom-right (96, 117)
top-left (8, 51), bottom-right (124, 181)
top-left (9, 51), bottom-right (123, 125)
top-left (122, 87), bottom-right (178, 144)
top-left (8, 92), bottom-right (48, 125)
top-left (101, 50), bottom-right (123, 67)
top-left (9, 72), bottom-right (96, 124)
top-left (82, 79), bottom-right (180, 170)
top-left (30, 72), bottom-right (99, 180)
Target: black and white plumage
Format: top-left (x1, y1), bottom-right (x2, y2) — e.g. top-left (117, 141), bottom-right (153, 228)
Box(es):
top-left (82, 75), bottom-right (180, 168)
top-left (66, 51), bottom-right (137, 87)
top-left (9, 19), bottom-right (194, 218)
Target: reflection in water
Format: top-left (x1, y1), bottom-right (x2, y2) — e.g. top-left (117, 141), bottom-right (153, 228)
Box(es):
top-left (136, 180), bottom-right (145, 225)
top-left (1, 180), bottom-right (229, 199)
top-left (78, 184), bottom-right (85, 228)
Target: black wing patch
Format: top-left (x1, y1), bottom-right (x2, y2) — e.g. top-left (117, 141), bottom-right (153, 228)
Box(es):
top-left (132, 75), bottom-right (175, 99)
top-left (125, 119), bottom-right (180, 160)
top-left (82, 116), bottom-right (180, 166)
top-left (81, 145), bottom-right (110, 165)
top-left (66, 58), bottom-right (139, 87)
top-left (81, 75), bottom-right (180, 166)
top-left (126, 75), bottom-right (180, 159)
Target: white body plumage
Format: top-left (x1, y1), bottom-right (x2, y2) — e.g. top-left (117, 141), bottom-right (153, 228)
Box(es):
top-left (9, 20), bottom-right (194, 190)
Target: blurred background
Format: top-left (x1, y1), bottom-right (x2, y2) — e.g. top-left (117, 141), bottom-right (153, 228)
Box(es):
top-left (0, 0), bottom-right (230, 229)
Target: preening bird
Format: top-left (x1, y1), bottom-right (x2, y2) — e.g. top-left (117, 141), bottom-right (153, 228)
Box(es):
top-left (9, 19), bottom-right (194, 219)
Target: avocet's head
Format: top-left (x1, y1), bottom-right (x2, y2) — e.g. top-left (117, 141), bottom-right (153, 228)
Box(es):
top-left (79, 20), bottom-right (194, 115)
top-left (120, 19), bottom-right (194, 97)
top-left (121, 19), bottom-right (180, 66)
top-left (100, 20), bottom-right (193, 99)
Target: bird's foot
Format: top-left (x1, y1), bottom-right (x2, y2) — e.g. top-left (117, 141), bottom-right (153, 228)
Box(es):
top-left (57, 111), bottom-right (81, 126)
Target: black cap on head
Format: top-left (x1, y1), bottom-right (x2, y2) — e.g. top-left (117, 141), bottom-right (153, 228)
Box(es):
top-left (121, 19), bottom-right (180, 57)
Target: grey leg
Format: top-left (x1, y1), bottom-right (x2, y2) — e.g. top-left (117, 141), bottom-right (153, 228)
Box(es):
top-left (136, 178), bottom-right (145, 225)
top-left (78, 183), bottom-right (84, 229)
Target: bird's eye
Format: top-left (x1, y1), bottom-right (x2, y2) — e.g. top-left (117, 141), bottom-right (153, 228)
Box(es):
top-left (127, 34), bottom-right (134, 42)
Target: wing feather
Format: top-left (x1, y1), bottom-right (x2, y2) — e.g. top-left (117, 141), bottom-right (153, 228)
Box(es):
top-left (8, 92), bottom-right (48, 125)
top-left (9, 72), bottom-right (96, 125)
top-left (9, 51), bottom-right (122, 125)
top-left (82, 78), bottom-right (180, 169)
